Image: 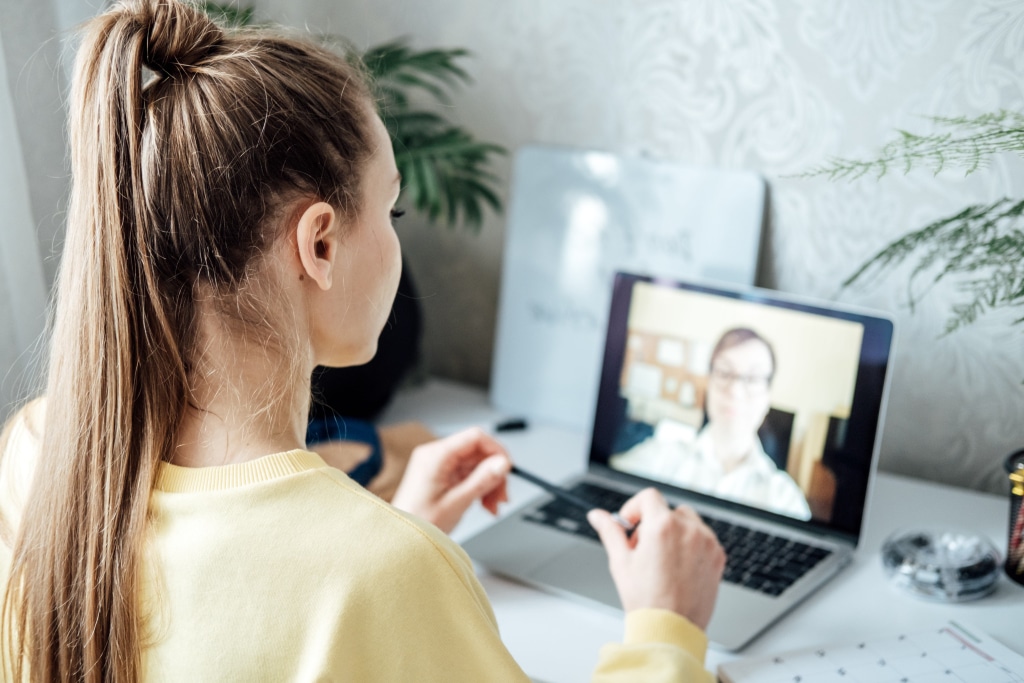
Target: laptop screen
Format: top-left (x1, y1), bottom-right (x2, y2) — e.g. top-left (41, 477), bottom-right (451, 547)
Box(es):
top-left (589, 272), bottom-right (894, 544)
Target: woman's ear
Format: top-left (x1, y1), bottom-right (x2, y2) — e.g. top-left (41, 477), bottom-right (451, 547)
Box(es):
top-left (295, 201), bottom-right (339, 290)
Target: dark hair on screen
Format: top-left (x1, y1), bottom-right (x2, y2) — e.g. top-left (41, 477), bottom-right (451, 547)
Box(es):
top-left (709, 327), bottom-right (776, 384)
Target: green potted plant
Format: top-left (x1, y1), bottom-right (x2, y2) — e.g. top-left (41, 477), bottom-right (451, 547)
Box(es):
top-left (202, 3), bottom-right (507, 418)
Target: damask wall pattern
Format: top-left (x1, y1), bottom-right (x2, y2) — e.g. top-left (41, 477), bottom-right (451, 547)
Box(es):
top-left (264, 0), bottom-right (1024, 494)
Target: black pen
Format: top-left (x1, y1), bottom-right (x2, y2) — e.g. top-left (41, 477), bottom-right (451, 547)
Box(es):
top-left (494, 417), bottom-right (528, 432)
top-left (510, 465), bottom-right (635, 533)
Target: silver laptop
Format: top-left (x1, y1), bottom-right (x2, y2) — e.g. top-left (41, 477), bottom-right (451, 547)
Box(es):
top-left (463, 271), bottom-right (895, 651)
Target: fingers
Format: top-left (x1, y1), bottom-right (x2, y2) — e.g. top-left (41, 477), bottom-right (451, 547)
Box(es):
top-left (614, 489), bottom-right (719, 564)
top-left (598, 488), bottom-right (726, 625)
top-left (443, 454), bottom-right (510, 511)
top-left (663, 502), bottom-right (702, 535)
top-left (587, 508), bottom-right (630, 557)
top-left (394, 428), bottom-right (518, 534)
top-left (618, 487), bottom-right (670, 526)
top-left (435, 426), bottom-right (509, 460)
top-left (480, 479), bottom-right (508, 515)
top-left (617, 488), bottom-right (706, 532)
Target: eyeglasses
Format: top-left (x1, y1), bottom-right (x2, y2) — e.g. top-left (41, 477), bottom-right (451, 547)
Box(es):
top-left (709, 367), bottom-right (771, 393)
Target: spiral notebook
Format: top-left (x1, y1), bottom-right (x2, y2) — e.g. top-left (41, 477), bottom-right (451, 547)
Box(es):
top-left (718, 621), bottom-right (1024, 683)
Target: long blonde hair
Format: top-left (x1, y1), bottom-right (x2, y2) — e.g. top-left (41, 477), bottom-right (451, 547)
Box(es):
top-left (2, 1), bottom-right (374, 680)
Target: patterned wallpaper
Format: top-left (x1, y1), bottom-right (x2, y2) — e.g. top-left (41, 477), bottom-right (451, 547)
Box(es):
top-left (261, 0), bottom-right (1024, 494)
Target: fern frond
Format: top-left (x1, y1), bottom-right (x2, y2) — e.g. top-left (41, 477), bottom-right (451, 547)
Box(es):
top-left (845, 197), bottom-right (1024, 333)
top-left (801, 110), bottom-right (1024, 180)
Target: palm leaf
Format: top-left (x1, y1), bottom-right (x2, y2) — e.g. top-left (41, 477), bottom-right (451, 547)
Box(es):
top-left (198, 2), bottom-right (255, 27)
top-left (363, 41), bottom-right (470, 106)
top-left (199, 5), bottom-right (506, 230)
top-left (362, 38), bottom-right (505, 228)
top-left (393, 125), bottom-right (506, 231)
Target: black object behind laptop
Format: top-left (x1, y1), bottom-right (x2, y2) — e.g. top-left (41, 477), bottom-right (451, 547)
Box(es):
top-left (463, 272), bottom-right (895, 650)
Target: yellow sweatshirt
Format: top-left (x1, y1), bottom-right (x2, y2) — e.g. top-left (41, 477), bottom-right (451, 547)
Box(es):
top-left (0, 405), bottom-right (714, 681)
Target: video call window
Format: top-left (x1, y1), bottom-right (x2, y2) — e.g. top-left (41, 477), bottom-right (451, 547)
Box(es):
top-left (607, 282), bottom-right (864, 523)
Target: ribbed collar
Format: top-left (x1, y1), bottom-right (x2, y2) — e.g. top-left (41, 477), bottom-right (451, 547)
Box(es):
top-left (155, 449), bottom-right (327, 493)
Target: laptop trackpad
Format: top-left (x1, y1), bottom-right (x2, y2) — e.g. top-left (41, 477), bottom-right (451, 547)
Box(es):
top-left (529, 541), bottom-right (621, 609)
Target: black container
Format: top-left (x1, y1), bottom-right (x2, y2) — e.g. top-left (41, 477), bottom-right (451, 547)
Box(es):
top-left (1006, 449), bottom-right (1024, 586)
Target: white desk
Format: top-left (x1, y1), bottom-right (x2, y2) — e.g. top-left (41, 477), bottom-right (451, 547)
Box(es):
top-left (381, 379), bottom-right (1023, 683)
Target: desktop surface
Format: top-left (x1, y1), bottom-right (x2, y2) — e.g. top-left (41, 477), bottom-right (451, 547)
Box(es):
top-left (381, 379), bottom-right (1022, 683)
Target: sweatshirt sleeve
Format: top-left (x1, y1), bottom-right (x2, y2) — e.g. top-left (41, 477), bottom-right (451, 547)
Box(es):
top-left (592, 609), bottom-right (715, 683)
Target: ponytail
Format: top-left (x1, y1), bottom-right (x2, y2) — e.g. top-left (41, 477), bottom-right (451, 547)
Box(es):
top-left (2, 1), bottom-right (374, 680)
top-left (4, 5), bottom-right (200, 680)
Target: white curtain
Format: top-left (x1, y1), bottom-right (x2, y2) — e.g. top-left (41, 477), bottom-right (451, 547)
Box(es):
top-left (0, 30), bottom-right (48, 421)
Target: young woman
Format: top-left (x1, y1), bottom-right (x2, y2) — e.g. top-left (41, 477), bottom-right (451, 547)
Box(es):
top-left (0, 1), bottom-right (725, 680)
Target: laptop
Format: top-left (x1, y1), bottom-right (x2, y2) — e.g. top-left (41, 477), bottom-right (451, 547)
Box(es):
top-left (463, 271), bottom-right (895, 651)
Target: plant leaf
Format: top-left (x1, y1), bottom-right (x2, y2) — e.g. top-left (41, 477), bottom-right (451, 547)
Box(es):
top-left (800, 110), bottom-right (1024, 180)
top-left (197, 2), bottom-right (256, 27)
top-left (199, 5), bottom-right (507, 231)
top-left (393, 125), bottom-right (507, 228)
top-left (362, 40), bottom-right (471, 106)
top-left (844, 197), bottom-right (1024, 333)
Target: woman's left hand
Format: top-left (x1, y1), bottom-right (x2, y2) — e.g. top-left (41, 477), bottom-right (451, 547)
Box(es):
top-left (391, 427), bottom-right (512, 534)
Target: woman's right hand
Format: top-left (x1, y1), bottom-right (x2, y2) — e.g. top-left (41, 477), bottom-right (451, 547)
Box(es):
top-left (587, 488), bottom-right (726, 630)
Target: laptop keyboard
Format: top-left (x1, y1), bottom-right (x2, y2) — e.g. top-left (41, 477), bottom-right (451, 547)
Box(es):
top-left (521, 482), bottom-right (832, 597)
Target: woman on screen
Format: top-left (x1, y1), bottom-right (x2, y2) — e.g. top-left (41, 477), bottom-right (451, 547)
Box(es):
top-left (612, 328), bottom-right (812, 520)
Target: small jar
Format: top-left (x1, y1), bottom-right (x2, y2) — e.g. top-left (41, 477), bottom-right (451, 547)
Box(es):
top-left (881, 529), bottom-right (1001, 601)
